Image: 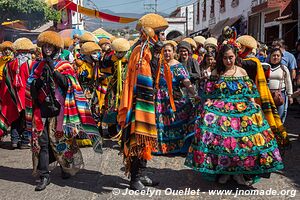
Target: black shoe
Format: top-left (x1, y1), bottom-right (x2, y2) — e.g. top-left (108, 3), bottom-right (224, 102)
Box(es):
top-left (61, 170), bottom-right (71, 179)
top-left (140, 176), bottom-right (159, 186)
top-left (35, 177), bottom-right (50, 191)
top-left (11, 143), bottom-right (18, 149)
top-left (20, 143), bottom-right (31, 149)
top-left (129, 179), bottom-right (146, 191)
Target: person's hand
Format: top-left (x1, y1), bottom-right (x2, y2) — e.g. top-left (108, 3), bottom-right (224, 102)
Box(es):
top-left (288, 96), bottom-right (293, 105)
top-left (46, 57), bottom-right (55, 71)
top-left (253, 102), bottom-right (260, 109)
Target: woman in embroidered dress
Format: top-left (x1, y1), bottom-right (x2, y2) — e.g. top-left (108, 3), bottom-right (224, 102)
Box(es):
top-left (154, 42), bottom-right (197, 155)
top-left (26, 31), bottom-right (101, 191)
top-left (185, 44), bottom-right (284, 185)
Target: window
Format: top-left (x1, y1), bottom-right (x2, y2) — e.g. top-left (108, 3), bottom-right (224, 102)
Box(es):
top-left (210, 0), bottom-right (215, 18)
top-left (220, 0), bottom-right (225, 12)
top-left (232, 0), bottom-right (239, 8)
top-left (203, 0), bottom-right (207, 21)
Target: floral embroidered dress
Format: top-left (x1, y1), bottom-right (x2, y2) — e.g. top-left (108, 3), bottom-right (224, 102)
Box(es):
top-left (154, 63), bottom-right (196, 154)
top-left (185, 76), bottom-right (283, 177)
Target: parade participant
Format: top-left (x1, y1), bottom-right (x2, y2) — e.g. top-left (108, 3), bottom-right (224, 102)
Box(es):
top-left (26, 31), bottom-right (101, 191)
top-left (204, 37), bottom-right (218, 53)
top-left (61, 37), bottom-right (75, 63)
top-left (68, 34), bottom-right (80, 58)
top-left (118, 13), bottom-right (168, 190)
top-left (98, 38), bottom-right (114, 115)
top-left (154, 41), bottom-right (197, 155)
top-left (0, 41), bottom-right (14, 85)
top-left (177, 41), bottom-right (201, 90)
top-left (103, 38), bottom-right (130, 138)
top-left (268, 48), bottom-right (293, 123)
top-left (194, 35), bottom-right (206, 64)
top-left (185, 44), bottom-right (284, 185)
top-left (257, 43), bottom-right (268, 63)
top-left (182, 38), bottom-right (199, 62)
top-left (198, 52), bottom-right (216, 95)
top-left (0, 41), bottom-right (14, 139)
top-left (76, 41), bottom-right (102, 146)
top-left (237, 35), bottom-right (289, 148)
top-left (272, 39), bottom-right (297, 81)
top-left (0, 38), bottom-right (35, 148)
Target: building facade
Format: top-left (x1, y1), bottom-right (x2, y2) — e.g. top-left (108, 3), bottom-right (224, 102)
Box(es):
top-left (165, 4), bottom-right (194, 40)
top-left (249, 0), bottom-right (298, 50)
top-left (192, 0), bottom-right (252, 37)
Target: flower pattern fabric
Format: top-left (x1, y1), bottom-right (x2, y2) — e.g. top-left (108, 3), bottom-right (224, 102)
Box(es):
top-left (185, 76), bottom-right (283, 175)
top-left (154, 63), bottom-right (197, 154)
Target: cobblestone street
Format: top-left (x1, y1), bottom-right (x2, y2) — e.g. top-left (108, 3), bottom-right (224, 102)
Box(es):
top-left (0, 105), bottom-right (300, 200)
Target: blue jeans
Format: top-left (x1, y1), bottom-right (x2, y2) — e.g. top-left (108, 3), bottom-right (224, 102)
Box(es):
top-left (276, 90), bottom-right (288, 124)
top-left (10, 111), bottom-right (30, 145)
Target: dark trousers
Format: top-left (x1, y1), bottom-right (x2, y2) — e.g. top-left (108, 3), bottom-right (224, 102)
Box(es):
top-left (130, 157), bottom-right (147, 180)
top-left (37, 119), bottom-right (55, 178)
top-left (11, 110), bottom-right (29, 144)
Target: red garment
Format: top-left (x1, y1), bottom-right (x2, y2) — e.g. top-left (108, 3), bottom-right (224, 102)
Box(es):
top-left (0, 59), bottom-right (33, 136)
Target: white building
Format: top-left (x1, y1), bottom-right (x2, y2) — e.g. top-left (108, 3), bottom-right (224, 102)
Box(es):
top-left (165, 4), bottom-right (194, 40)
top-left (72, 0), bottom-right (84, 30)
top-left (192, 0), bottom-right (252, 37)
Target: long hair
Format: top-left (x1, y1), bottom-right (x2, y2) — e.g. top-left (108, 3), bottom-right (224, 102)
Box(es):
top-left (216, 44), bottom-right (238, 74)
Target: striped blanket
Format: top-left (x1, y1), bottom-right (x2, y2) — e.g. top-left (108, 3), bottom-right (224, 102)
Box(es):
top-left (118, 43), bottom-right (157, 171)
top-left (245, 57), bottom-right (289, 148)
top-left (25, 60), bottom-right (101, 154)
top-left (0, 59), bottom-right (31, 136)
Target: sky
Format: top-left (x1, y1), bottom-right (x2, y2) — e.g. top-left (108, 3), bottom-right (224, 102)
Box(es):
top-left (89, 0), bottom-right (195, 14)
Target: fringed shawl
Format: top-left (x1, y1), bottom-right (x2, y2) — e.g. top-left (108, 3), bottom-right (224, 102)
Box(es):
top-left (245, 57), bottom-right (289, 147)
top-left (25, 60), bottom-right (101, 154)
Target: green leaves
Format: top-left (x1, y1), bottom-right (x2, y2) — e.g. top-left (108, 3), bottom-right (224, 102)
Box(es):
top-left (0, 0), bottom-right (61, 29)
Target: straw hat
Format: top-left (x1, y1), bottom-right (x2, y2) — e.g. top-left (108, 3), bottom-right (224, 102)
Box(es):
top-left (13, 38), bottom-right (35, 51)
top-left (64, 37), bottom-right (73, 49)
top-left (80, 32), bottom-right (96, 43)
top-left (0, 41), bottom-right (14, 51)
top-left (163, 40), bottom-right (177, 48)
top-left (98, 38), bottom-right (111, 46)
top-left (204, 37), bottom-right (218, 48)
top-left (129, 40), bottom-right (135, 47)
top-left (80, 42), bottom-right (101, 55)
top-left (112, 38), bottom-right (130, 52)
top-left (109, 36), bottom-right (117, 42)
top-left (136, 13), bottom-right (168, 31)
top-left (37, 31), bottom-right (64, 49)
top-left (193, 36), bottom-right (206, 46)
top-left (237, 35), bottom-right (257, 49)
top-left (182, 38), bottom-right (197, 49)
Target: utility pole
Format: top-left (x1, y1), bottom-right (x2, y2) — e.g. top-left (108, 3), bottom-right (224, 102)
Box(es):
top-left (144, 0), bottom-right (158, 13)
top-left (298, 0), bottom-right (300, 39)
top-left (186, 6), bottom-right (188, 36)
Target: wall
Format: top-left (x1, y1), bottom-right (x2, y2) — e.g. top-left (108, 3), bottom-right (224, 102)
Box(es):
top-left (165, 17), bottom-right (186, 36)
top-left (72, 0), bottom-right (84, 30)
top-left (180, 4), bottom-right (194, 31)
top-left (193, 0), bottom-right (252, 33)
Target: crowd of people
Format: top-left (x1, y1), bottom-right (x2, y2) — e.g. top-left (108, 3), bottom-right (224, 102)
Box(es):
top-left (0, 13), bottom-right (299, 192)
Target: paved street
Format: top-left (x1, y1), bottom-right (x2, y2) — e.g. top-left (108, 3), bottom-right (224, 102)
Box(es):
top-left (0, 105), bottom-right (300, 200)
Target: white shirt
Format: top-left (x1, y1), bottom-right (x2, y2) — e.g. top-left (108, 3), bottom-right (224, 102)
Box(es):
top-left (269, 64), bottom-right (293, 96)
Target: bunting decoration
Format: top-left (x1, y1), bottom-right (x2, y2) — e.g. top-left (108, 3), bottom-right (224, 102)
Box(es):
top-left (63, 0), bottom-right (138, 24)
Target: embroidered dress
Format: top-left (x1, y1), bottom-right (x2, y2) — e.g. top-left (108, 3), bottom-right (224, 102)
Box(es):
top-left (185, 76), bottom-right (283, 177)
top-left (154, 63), bottom-right (196, 154)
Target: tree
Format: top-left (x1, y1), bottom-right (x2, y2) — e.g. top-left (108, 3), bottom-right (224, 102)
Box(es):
top-left (0, 0), bottom-right (61, 29)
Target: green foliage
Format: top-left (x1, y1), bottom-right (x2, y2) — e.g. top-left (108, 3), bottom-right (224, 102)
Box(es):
top-left (0, 0), bottom-right (61, 29)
